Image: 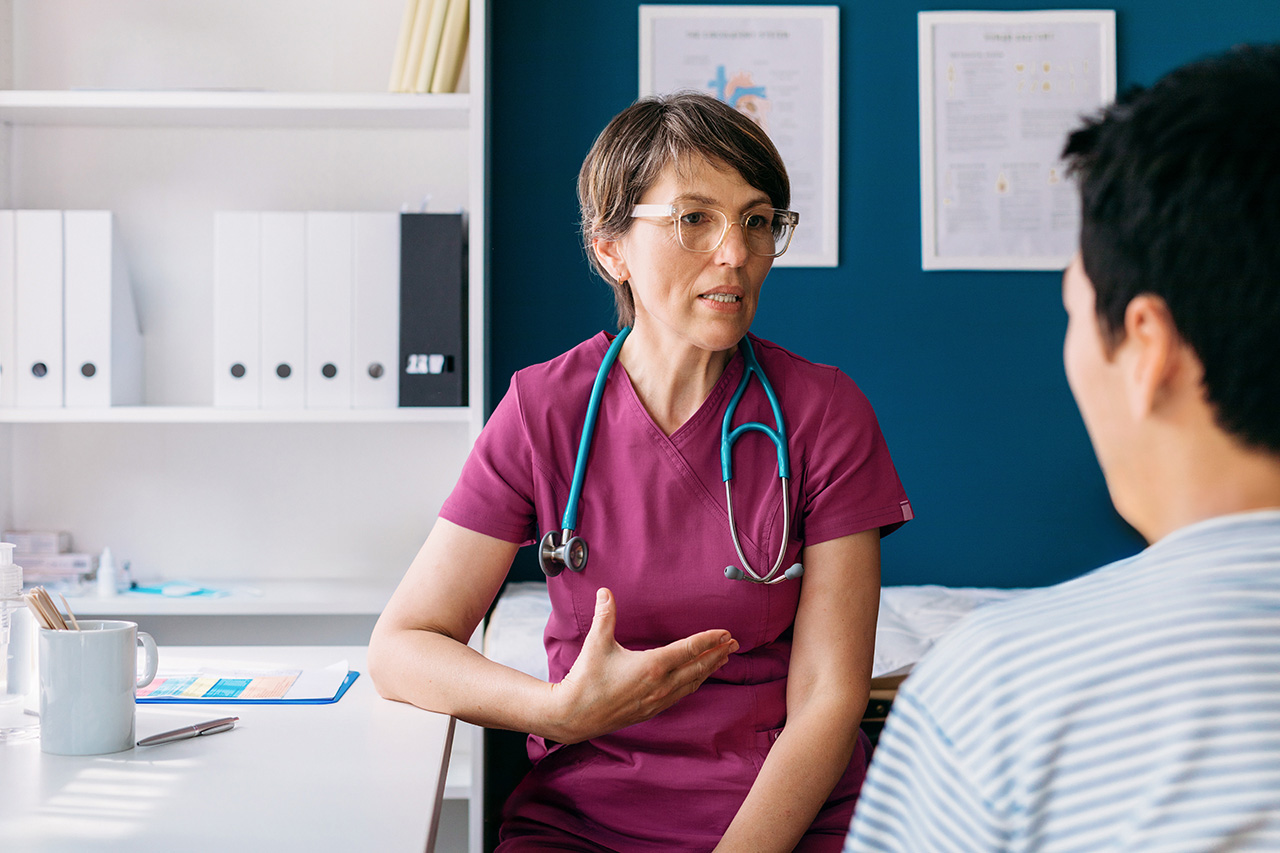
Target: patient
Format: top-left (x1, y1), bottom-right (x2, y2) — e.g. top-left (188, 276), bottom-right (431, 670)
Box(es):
top-left (846, 44), bottom-right (1280, 850)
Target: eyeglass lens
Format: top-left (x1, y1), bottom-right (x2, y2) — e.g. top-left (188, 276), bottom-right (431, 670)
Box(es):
top-left (676, 208), bottom-right (793, 256)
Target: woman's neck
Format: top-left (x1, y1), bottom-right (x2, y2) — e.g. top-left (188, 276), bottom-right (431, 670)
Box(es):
top-left (616, 326), bottom-right (736, 436)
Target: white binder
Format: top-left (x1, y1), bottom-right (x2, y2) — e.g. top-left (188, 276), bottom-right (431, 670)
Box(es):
top-left (63, 211), bottom-right (144, 408)
top-left (0, 211), bottom-right (15, 408)
top-left (14, 210), bottom-right (65, 408)
top-left (260, 212), bottom-right (307, 410)
top-left (352, 213), bottom-right (401, 409)
top-left (305, 212), bottom-right (353, 409)
top-left (213, 212), bottom-right (262, 408)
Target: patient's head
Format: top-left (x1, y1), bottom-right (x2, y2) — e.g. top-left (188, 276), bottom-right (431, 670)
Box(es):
top-left (1062, 44), bottom-right (1280, 454)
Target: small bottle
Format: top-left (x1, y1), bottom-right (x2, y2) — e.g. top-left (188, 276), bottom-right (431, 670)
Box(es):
top-left (97, 546), bottom-right (119, 598)
top-left (0, 542), bottom-right (38, 741)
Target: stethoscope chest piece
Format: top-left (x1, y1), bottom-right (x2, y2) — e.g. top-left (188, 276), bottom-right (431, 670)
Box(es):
top-left (539, 529), bottom-right (587, 577)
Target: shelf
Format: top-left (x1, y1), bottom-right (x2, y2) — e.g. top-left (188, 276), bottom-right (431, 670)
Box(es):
top-left (0, 405), bottom-right (472, 424)
top-left (0, 90), bottom-right (471, 129)
top-left (56, 578), bottom-right (398, 617)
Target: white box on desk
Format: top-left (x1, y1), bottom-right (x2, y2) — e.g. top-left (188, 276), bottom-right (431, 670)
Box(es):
top-left (16, 552), bottom-right (98, 583)
top-left (2, 530), bottom-right (72, 554)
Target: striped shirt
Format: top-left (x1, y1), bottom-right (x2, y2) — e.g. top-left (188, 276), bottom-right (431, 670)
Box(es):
top-left (846, 509), bottom-right (1280, 852)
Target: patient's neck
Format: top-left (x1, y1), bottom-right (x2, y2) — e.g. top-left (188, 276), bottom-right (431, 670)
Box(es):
top-left (1127, 428), bottom-right (1280, 544)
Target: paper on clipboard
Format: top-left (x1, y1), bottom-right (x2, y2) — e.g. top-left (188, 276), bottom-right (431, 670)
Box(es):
top-left (285, 660), bottom-right (350, 700)
top-left (137, 658), bottom-right (352, 703)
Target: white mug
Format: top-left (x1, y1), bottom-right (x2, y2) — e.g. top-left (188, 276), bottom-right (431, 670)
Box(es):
top-left (38, 620), bottom-right (158, 755)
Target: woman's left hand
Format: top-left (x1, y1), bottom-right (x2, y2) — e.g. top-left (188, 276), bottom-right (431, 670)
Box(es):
top-left (547, 587), bottom-right (738, 744)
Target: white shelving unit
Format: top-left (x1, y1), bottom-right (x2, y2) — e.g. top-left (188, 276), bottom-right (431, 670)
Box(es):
top-left (0, 1), bottom-right (489, 850)
top-left (0, 405), bottom-right (472, 423)
top-left (0, 89), bottom-right (472, 128)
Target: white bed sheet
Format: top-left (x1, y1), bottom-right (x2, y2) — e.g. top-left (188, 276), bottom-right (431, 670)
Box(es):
top-left (485, 581), bottom-right (1022, 681)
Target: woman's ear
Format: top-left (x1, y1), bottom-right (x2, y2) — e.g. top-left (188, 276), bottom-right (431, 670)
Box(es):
top-left (592, 237), bottom-right (628, 283)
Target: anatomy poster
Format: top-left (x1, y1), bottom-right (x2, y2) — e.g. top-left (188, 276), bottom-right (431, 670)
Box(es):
top-left (641, 6), bottom-right (839, 267)
top-left (919, 11), bottom-right (1115, 270)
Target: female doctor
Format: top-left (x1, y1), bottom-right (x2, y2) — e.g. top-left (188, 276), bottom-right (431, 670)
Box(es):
top-left (368, 92), bottom-right (912, 852)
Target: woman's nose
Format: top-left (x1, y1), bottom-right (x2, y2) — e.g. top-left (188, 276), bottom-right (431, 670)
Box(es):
top-left (714, 221), bottom-right (750, 265)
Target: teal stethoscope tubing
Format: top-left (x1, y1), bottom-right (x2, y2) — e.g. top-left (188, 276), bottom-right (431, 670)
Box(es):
top-left (537, 328), bottom-right (632, 576)
top-left (720, 334), bottom-right (800, 584)
top-left (562, 326), bottom-right (631, 532)
top-left (544, 326), bottom-right (801, 585)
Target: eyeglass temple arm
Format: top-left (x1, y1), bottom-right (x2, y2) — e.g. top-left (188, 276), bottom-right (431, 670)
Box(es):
top-left (631, 204), bottom-right (676, 218)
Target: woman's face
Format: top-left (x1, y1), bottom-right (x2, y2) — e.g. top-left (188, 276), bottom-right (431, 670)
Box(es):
top-left (596, 158), bottom-right (776, 355)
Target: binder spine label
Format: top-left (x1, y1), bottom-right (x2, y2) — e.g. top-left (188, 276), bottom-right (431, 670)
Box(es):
top-left (398, 213), bottom-right (466, 407)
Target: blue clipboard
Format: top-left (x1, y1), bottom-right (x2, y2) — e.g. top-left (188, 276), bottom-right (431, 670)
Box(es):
top-left (137, 670), bottom-right (360, 705)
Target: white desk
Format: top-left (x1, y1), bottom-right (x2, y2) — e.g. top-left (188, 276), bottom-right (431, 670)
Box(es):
top-left (0, 646), bottom-right (454, 852)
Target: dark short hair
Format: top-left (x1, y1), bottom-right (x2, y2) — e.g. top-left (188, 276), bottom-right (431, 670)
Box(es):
top-left (577, 92), bottom-right (790, 328)
top-left (1063, 44), bottom-right (1280, 453)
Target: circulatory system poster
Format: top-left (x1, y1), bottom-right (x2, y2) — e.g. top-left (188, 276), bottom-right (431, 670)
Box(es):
top-left (641, 5), bottom-right (839, 267)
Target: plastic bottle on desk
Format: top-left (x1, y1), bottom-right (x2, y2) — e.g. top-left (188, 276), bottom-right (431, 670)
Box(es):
top-left (97, 546), bottom-right (119, 598)
top-left (0, 542), bottom-right (38, 741)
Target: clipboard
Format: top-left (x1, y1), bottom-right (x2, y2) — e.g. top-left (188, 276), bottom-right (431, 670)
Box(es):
top-left (137, 670), bottom-right (360, 705)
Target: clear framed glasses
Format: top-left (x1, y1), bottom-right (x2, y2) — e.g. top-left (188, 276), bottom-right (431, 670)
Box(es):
top-left (631, 204), bottom-right (800, 257)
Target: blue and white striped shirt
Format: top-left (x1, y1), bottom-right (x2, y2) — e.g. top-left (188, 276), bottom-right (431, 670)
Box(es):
top-left (847, 510), bottom-right (1280, 852)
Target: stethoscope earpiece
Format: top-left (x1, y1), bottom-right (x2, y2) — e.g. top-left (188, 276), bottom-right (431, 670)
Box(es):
top-left (724, 562), bottom-right (805, 584)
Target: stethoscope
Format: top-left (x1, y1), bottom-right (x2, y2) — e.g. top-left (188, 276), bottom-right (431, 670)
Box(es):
top-left (538, 327), bottom-right (804, 585)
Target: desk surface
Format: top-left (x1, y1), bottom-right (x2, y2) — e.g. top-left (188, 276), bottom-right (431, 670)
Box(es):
top-left (0, 646), bottom-right (454, 853)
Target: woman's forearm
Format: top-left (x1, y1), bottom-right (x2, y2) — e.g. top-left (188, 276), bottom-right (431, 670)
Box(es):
top-left (714, 698), bottom-right (862, 852)
top-left (713, 530), bottom-right (880, 851)
top-left (366, 519), bottom-right (563, 736)
top-left (368, 620), bottom-right (561, 736)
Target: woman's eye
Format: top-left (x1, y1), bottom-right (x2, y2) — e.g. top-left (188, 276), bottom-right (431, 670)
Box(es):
top-left (680, 211), bottom-right (708, 226)
top-left (743, 213), bottom-right (770, 229)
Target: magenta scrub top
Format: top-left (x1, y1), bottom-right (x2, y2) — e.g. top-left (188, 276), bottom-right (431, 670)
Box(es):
top-left (440, 332), bottom-right (912, 851)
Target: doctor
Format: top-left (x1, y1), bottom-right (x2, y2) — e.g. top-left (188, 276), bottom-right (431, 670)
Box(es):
top-left (369, 92), bottom-right (912, 852)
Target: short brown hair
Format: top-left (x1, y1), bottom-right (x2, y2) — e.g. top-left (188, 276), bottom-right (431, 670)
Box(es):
top-left (577, 92), bottom-right (790, 328)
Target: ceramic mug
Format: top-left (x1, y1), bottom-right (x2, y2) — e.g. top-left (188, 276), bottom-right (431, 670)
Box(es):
top-left (38, 620), bottom-right (158, 755)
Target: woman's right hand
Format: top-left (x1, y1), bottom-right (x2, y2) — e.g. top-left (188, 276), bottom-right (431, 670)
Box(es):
top-left (546, 587), bottom-right (738, 744)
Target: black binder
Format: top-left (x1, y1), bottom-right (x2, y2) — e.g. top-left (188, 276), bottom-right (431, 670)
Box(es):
top-left (399, 213), bottom-right (467, 406)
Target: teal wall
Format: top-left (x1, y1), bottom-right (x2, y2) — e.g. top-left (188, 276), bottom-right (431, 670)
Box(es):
top-left (487, 1), bottom-right (1280, 588)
